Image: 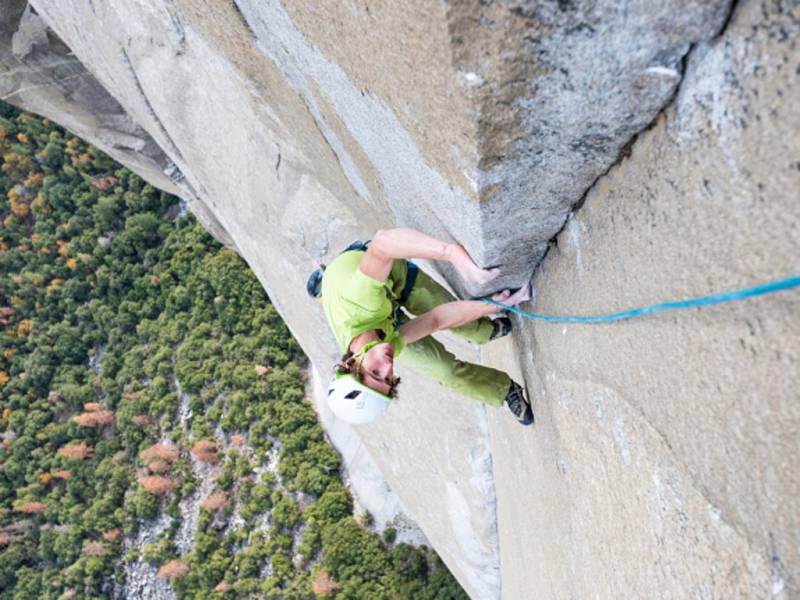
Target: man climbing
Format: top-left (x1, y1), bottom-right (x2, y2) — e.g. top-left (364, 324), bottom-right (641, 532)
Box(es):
top-left (314, 227), bottom-right (534, 426)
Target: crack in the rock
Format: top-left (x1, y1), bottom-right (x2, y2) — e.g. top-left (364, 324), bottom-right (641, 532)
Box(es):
top-left (120, 47), bottom-right (185, 164)
top-left (536, 0), bottom-right (743, 272)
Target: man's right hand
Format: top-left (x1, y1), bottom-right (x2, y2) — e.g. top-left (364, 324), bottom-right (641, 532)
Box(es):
top-left (447, 243), bottom-right (501, 286)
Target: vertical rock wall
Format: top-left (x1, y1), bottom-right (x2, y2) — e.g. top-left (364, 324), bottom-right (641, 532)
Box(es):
top-left (486, 1), bottom-right (800, 597)
top-left (1, 0), bottom-right (797, 597)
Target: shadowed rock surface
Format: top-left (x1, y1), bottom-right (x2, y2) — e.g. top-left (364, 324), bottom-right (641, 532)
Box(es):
top-left (1, 1), bottom-right (797, 598)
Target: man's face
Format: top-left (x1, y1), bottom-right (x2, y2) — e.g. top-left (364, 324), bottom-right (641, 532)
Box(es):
top-left (360, 342), bottom-right (395, 395)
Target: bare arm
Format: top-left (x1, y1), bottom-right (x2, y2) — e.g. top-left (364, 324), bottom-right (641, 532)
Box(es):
top-left (398, 288), bottom-right (522, 345)
top-left (359, 228), bottom-right (499, 284)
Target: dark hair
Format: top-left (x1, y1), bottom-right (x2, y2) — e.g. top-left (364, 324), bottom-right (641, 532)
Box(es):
top-left (335, 351), bottom-right (401, 398)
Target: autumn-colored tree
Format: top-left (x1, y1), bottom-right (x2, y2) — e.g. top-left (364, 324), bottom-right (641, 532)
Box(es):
top-left (52, 470), bottom-right (71, 480)
top-left (147, 460), bottom-right (170, 474)
top-left (230, 434), bottom-right (246, 446)
top-left (3, 519), bottom-right (33, 533)
top-left (157, 559), bottom-right (189, 580)
top-left (139, 442), bottom-right (178, 462)
top-left (131, 414), bottom-right (152, 426)
top-left (311, 570), bottom-right (340, 597)
top-left (15, 501), bottom-right (47, 514)
top-left (57, 442), bottom-right (94, 460)
top-left (82, 541), bottom-right (109, 555)
top-left (213, 581), bottom-right (233, 593)
top-left (73, 409), bottom-right (115, 427)
top-left (102, 528), bottom-right (121, 542)
top-left (254, 364), bottom-right (270, 376)
top-left (191, 439), bottom-right (219, 464)
top-left (16, 319), bottom-right (32, 337)
top-left (0, 534), bottom-right (16, 545)
top-left (200, 491), bottom-right (229, 511)
top-left (83, 402), bottom-right (100, 412)
top-left (139, 475), bottom-right (177, 496)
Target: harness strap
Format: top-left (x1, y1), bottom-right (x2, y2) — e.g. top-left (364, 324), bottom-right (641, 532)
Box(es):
top-left (399, 261), bottom-right (419, 305)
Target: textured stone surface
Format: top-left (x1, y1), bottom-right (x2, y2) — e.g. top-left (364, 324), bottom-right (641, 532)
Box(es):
top-left (0, 0), bottom-right (235, 249)
top-left (485, 1), bottom-right (800, 596)
top-left (1, 0), bottom-right (797, 598)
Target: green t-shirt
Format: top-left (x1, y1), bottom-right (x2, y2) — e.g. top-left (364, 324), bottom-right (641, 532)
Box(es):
top-left (321, 250), bottom-right (405, 356)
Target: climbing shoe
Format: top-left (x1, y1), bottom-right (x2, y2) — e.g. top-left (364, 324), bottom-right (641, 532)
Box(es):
top-left (505, 381), bottom-right (534, 426)
top-left (490, 316), bottom-right (512, 340)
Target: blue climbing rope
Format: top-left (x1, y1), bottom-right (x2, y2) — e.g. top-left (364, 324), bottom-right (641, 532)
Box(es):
top-left (481, 275), bottom-right (800, 324)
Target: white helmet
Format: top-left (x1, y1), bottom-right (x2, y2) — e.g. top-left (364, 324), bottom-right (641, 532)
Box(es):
top-left (327, 373), bottom-right (391, 424)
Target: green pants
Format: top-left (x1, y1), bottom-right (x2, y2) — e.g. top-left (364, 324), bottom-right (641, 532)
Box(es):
top-left (387, 260), bottom-right (510, 407)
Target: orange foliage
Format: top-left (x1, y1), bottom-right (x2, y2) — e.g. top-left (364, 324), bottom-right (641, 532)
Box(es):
top-left (91, 175), bottom-right (118, 190)
top-left (24, 172), bottom-right (43, 188)
top-left (139, 475), bottom-right (177, 496)
top-left (214, 581), bottom-right (233, 593)
top-left (102, 528), bottom-right (121, 542)
top-left (16, 319), bottom-right (33, 337)
top-left (191, 440), bottom-right (220, 464)
top-left (82, 541), bottom-right (109, 555)
top-left (16, 132), bottom-right (28, 144)
top-left (124, 391), bottom-right (142, 401)
top-left (53, 470), bottom-right (71, 480)
top-left (9, 193), bottom-right (29, 217)
top-left (0, 372), bottom-right (9, 386)
top-left (254, 364), bottom-right (270, 376)
top-left (157, 559), bottom-right (189, 580)
top-left (84, 402), bottom-right (100, 412)
top-left (200, 491), bottom-right (230, 511)
top-left (139, 442), bottom-right (178, 462)
top-left (131, 415), bottom-right (153, 426)
top-left (45, 278), bottom-right (64, 294)
top-left (15, 502), bottom-right (47, 514)
top-left (56, 239), bottom-right (70, 257)
top-left (73, 409), bottom-right (115, 427)
top-left (38, 472), bottom-right (52, 484)
top-left (66, 257), bottom-right (78, 270)
top-left (150, 274), bottom-right (159, 285)
top-left (58, 442), bottom-right (94, 460)
top-left (0, 534), bottom-right (16, 545)
top-left (312, 571), bottom-right (340, 597)
top-left (230, 434), bottom-right (246, 446)
top-left (147, 460), bottom-right (171, 474)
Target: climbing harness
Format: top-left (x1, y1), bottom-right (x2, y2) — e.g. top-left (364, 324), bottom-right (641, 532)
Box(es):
top-left (481, 275), bottom-right (800, 324)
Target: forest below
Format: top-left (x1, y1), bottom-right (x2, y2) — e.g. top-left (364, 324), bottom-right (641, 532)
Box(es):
top-left (0, 102), bottom-right (466, 599)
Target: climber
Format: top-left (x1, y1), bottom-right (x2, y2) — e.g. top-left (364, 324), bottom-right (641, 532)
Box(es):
top-left (311, 227), bottom-right (534, 426)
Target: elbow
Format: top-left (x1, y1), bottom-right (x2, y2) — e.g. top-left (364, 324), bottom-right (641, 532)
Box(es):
top-left (372, 228), bottom-right (389, 249)
top-left (429, 308), bottom-right (445, 334)
top-left (370, 229), bottom-right (392, 258)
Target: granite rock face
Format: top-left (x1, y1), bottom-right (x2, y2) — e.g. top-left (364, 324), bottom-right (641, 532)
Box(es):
top-left (2, 0), bottom-right (798, 598)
